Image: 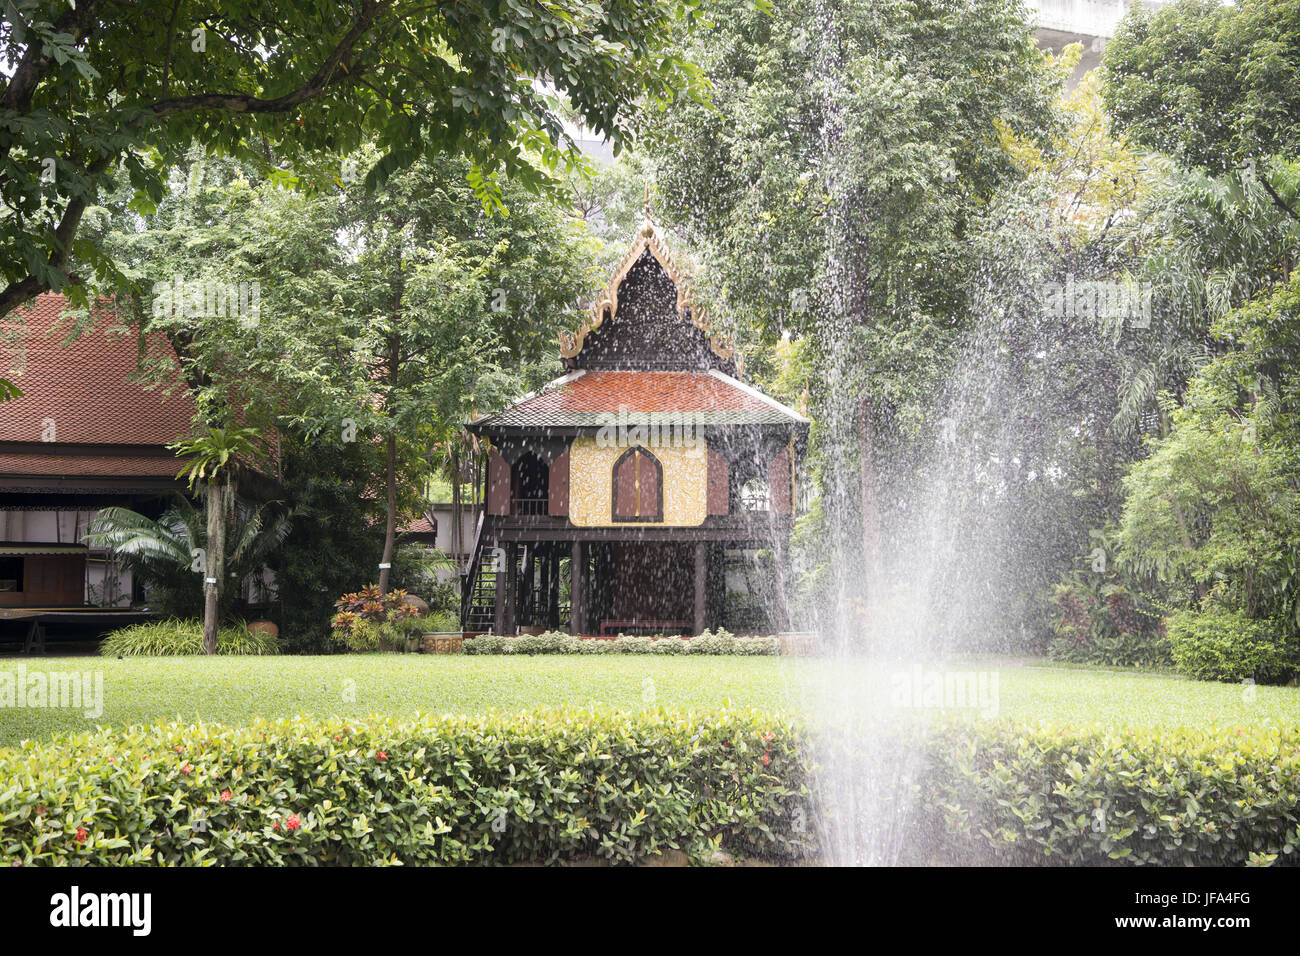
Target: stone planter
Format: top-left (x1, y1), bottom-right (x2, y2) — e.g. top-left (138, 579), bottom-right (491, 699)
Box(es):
top-left (421, 633), bottom-right (464, 654)
top-left (778, 632), bottom-right (816, 657)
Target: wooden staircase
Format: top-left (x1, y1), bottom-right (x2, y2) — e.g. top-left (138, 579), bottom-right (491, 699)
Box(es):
top-left (460, 512), bottom-right (497, 632)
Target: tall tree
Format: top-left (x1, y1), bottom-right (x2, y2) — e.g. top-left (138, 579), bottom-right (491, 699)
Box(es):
top-left (171, 425), bottom-right (266, 653)
top-left (112, 149), bottom-right (597, 594)
top-left (1102, 0), bottom-right (1300, 222)
top-left (642, 0), bottom-right (1058, 638)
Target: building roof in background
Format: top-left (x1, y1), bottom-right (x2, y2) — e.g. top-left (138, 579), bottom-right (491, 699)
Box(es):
top-left (473, 369), bottom-right (809, 430)
top-left (0, 294), bottom-right (194, 481)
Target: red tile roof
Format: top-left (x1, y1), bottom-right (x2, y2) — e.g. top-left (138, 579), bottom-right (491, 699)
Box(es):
top-left (402, 517), bottom-right (437, 535)
top-left (0, 294), bottom-right (194, 479)
top-left (519, 371), bottom-right (772, 414)
top-left (477, 370), bottom-right (808, 429)
top-left (0, 454), bottom-right (185, 477)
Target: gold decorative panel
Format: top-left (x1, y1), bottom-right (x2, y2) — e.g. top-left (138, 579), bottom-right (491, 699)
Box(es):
top-left (567, 436), bottom-right (708, 527)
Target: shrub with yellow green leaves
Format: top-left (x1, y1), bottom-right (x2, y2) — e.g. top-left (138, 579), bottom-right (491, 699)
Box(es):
top-left (923, 722), bottom-right (1300, 866)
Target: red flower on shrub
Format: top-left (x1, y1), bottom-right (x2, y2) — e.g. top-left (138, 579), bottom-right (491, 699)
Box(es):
top-left (219, 790), bottom-right (232, 803)
top-left (761, 753), bottom-right (771, 766)
top-left (181, 763), bottom-right (192, 774)
top-left (174, 745), bottom-right (184, 753)
top-left (75, 827), bottom-right (88, 844)
top-left (376, 750), bottom-right (388, 761)
top-left (762, 732), bottom-right (775, 741)
top-left (286, 814), bottom-right (301, 831)
top-left (273, 822), bottom-right (280, 832)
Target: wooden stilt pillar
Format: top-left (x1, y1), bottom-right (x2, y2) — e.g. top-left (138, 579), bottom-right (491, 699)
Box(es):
top-left (570, 541), bottom-right (584, 635)
top-left (504, 542), bottom-right (518, 635)
top-left (693, 541), bottom-right (707, 636)
top-left (550, 549), bottom-right (561, 629)
top-left (772, 534), bottom-right (791, 632)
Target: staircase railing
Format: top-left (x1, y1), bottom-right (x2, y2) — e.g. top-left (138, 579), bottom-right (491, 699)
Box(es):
top-left (459, 510), bottom-right (489, 627)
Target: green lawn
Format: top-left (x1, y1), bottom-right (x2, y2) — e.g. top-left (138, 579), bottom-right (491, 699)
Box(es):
top-left (0, 654), bottom-right (1297, 747)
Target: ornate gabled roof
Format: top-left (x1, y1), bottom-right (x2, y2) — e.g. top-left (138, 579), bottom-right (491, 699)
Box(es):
top-left (559, 212), bottom-right (736, 373)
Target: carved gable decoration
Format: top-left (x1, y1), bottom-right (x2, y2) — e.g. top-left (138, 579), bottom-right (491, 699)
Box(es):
top-left (560, 218), bottom-right (737, 375)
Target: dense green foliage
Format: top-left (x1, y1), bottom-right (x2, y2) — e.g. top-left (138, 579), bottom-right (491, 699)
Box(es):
top-left (1118, 273), bottom-right (1300, 676)
top-left (1164, 609), bottom-right (1295, 684)
top-left (927, 722), bottom-right (1300, 865)
top-left (85, 495), bottom-right (289, 620)
top-left (643, 0), bottom-right (1061, 638)
top-left (1104, 0), bottom-right (1300, 182)
top-left (100, 620), bottom-right (279, 657)
top-left (1048, 570), bottom-right (1169, 668)
top-left (463, 630), bottom-right (780, 655)
top-left (0, 0), bottom-right (706, 315)
top-left (0, 710), bottom-right (809, 865)
top-left (268, 441), bottom-right (386, 653)
top-left (7, 708), bottom-right (1300, 866)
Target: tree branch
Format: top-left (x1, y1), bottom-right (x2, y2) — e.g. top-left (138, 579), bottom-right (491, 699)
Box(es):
top-left (0, 153), bottom-right (114, 317)
top-left (1260, 175), bottom-right (1300, 224)
top-left (145, 0), bottom-right (386, 118)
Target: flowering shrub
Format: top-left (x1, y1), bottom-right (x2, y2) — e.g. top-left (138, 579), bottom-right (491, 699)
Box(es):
top-left (331, 586), bottom-right (424, 652)
top-left (0, 710), bottom-right (811, 866)
top-left (5, 713), bottom-right (1298, 866)
top-left (463, 629), bottom-right (780, 656)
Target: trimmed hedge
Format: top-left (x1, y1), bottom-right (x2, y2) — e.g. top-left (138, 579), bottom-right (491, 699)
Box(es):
top-left (0, 710), bottom-right (810, 866)
top-left (464, 629), bottom-right (779, 656)
top-left (924, 722), bottom-right (1300, 866)
top-left (6, 711), bottom-right (1298, 866)
top-left (100, 619), bottom-right (279, 657)
top-left (1165, 608), bottom-right (1296, 684)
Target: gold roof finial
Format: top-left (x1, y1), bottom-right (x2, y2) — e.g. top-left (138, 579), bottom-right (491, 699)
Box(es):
top-left (639, 185), bottom-right (654, 237)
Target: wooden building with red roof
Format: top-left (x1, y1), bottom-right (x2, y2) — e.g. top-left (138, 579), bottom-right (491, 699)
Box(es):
top-left (0, 294), bottom-right (194, 614)
top-left (465, 217), bottom-right (809, 636)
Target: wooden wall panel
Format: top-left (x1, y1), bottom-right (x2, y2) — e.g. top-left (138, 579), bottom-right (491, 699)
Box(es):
top-left (548, 449), bottom-right (570, 517)
top-left (707, 448), bottom-right (730, 515)
top-left (768, 448), bottom-right (792, 515)
top-left (486, 451), bottom-right (510, 516)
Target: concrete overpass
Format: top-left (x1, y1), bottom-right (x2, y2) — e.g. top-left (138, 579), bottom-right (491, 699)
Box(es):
top-left (1028, 0), bottom-right (1167, 83)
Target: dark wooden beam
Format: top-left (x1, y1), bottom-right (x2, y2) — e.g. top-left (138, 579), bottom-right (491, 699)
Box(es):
top-left (570, 541), bottom-right (584, 635)
top-left (693, 541), bottom-right (706, 636)
top-left (504, 542), bottom-right (518, 635)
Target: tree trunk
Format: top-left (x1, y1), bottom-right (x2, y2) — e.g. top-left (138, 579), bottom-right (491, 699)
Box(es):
top-left (202, 480), bottom-right (227, 654)
top-left (451, 446), bottom-right (462, 569)
top-left (858, 392), bottom-right (882, 589)
top-left (376, 283), bottom-right (403, 594)
top-left (378, 431), bottom-right (397, 593)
